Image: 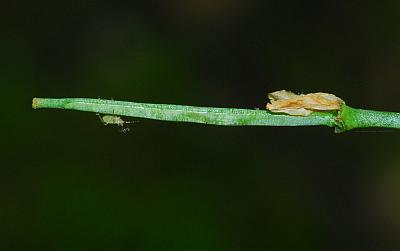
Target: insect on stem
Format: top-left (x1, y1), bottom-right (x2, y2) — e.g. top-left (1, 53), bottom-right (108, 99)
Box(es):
top-left (98, 114), bottom-right (133, 126)
top-left (97, 114), bottom-right (135, 133)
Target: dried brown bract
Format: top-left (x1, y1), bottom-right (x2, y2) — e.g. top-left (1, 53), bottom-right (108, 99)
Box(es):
top-left (266, 90), bottom-right (344, 116)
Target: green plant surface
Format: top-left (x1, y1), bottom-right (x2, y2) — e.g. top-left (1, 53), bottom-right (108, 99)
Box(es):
top-left (339, 105), bottom-right (400, 131)
top-left (32, 97), bottom-right (400, 133)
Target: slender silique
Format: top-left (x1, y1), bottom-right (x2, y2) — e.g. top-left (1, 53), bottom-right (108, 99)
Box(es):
top-left (32, 98), bottom-right (400, 132)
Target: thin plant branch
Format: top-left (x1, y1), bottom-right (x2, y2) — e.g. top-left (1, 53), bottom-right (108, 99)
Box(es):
top-left (32, 96), bottom-right (400, 133)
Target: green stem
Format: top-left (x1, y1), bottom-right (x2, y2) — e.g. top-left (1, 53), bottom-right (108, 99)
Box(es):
top-left (339, 105), bottom-right (400, 131)
top-left (32, 98), bottom-right (400, 132)
top-left (32, 98), bottom-right (337, 127)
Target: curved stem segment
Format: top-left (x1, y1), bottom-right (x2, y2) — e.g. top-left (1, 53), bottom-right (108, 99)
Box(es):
top-left (32, 98), bottom-right (338, 127)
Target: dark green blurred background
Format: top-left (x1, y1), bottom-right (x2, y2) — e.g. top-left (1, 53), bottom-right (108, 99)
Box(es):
top-left (2, 1), bottom-right (400, 250)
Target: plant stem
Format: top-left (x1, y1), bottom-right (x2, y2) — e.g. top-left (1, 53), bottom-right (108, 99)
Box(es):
top-left (32, 97), bottom-right (400, 132)
top-left (339, 105), bottom-right (400, 131)
top-left (32, 98), bottom-right (337, 127)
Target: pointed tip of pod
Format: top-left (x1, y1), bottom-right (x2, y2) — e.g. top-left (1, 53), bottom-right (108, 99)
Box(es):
top-left (32, 98), bottom-right (38, 109)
